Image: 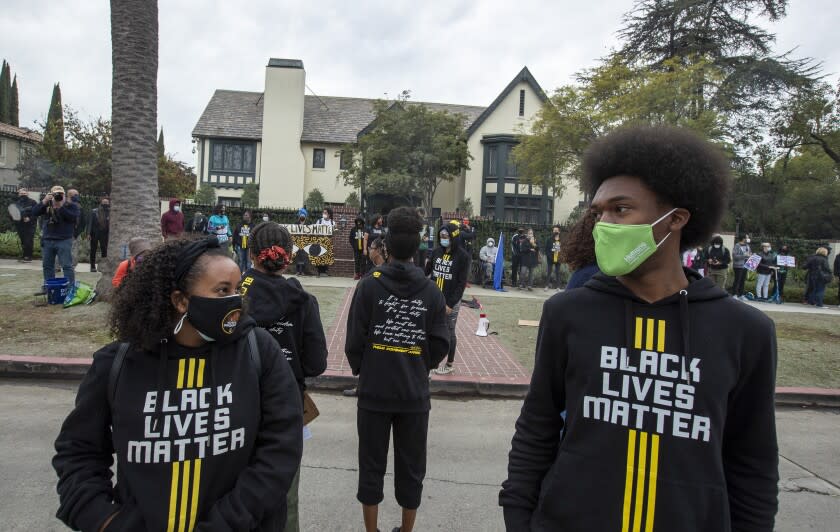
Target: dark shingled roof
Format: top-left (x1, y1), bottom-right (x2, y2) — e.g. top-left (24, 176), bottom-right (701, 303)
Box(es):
top-left (192, 90), bottom-right (264, 140)
top-left (193, 91), bottom-right (486, 144)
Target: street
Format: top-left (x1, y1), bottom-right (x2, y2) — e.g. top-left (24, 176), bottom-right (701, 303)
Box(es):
top-left (1, 380), bottom-right (838, 531)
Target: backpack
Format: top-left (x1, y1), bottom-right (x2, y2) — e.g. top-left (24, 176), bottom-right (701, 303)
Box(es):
top-left (108, 329), bottom-right (260, 407)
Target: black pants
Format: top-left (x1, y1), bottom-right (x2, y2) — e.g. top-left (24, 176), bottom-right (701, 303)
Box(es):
top-left (511, 255), bottom-right (520, 286)
top-left (547, 262), bottom-right (562, 288)
top-left (90, 234), bottom-right (108, 268)
top-left (353, 250), bottom-right (366, 276)
top-left (777, 271), bottom-right (787, 298)
top-left (17, 224), bottom-right (35, 260)
top-left (357, 408), bottom-right (429, 510)
top-left (732, 267), bottom-right (748, 296)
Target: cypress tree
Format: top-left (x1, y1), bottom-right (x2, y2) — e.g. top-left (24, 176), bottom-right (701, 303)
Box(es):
top-left (10, 75), bottom-right (19, 127)
top-left (46, 83), bottom-right (65, 146)
top-left (0, 60), bottom-right (9, 124)
top-left (157, 128), bottom-right (165, 157)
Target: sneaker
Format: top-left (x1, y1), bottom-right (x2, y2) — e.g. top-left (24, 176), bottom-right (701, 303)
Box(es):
top-left (544, 287), bottom-right (549, 292)
top-left (342, 387), bottom-right (357, 397)
top-left (353, 274), bottom-right (361, 280)
top-left (527, 287), bottom-right (533, 291)
top-left (434, 364), bottom-right (454, 375)
top-left (90, 266), bottom-right (97, 273)
top-left (22, 258), bottom-right (32, 263)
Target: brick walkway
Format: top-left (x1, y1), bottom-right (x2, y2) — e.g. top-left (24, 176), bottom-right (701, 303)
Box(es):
top-left (323, 288), bottom-right (531, 386)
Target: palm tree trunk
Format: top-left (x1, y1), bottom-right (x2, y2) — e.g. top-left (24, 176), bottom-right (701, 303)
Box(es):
top-left (98, 0), bottom-right (160, 299)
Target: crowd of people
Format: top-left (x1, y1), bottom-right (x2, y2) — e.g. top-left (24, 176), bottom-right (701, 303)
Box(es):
top-left (44, 125), bottom-right (795, 531)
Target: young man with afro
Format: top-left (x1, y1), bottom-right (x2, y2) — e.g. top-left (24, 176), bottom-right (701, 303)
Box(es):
top-left (500, 126), bottom-right (779, 531)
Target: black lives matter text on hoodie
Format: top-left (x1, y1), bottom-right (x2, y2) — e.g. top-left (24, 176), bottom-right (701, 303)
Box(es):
top-left (240, 270), bottom-right (328, 401)
top-left (53, 322), bottom-right (303, 532)
top-left (346, 261), bottom-right (450, 413)
top-left (425, 225), bottom-right (470, 308)
top-left (500, 270), bottom-right (779, 532)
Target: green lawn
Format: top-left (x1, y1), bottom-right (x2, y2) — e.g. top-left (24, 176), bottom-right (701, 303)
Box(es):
top-left (0, 269), bottom-right (346, 358)
top-left (479, 295), bottom-right (840, 388)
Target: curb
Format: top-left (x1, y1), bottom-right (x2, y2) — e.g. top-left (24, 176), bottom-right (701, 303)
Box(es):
top-left (2, 355), bottom-right (839, 406)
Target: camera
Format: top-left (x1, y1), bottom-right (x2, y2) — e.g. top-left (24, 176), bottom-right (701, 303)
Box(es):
top-left (53, 194), bottom-right (64, 202)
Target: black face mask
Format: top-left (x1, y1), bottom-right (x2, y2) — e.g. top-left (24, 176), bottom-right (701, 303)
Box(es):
top-left (175, 294), bottom-right (243, 343)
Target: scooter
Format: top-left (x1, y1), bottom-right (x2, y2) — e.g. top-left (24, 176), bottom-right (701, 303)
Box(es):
top-left (744, 268), bottom-right (783, 304)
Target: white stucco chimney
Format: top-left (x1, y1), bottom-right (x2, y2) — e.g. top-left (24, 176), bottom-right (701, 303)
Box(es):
top-left (259, 58), bottom-right (306, 208)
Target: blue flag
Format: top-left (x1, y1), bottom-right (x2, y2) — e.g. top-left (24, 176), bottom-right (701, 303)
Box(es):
top-left (494, 232), bottom-right (505, 291)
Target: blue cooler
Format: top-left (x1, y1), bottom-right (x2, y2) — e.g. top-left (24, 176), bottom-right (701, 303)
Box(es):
top-left (45, 278), bottom-right (70, 305)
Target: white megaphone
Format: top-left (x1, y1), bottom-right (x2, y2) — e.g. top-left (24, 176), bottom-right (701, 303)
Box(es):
top-left (476, 313), bottom-right (490, 337)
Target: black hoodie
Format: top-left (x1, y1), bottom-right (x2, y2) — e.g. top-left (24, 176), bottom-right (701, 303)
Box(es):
top-left (500, 270), bottom-right (778, 532)
top-left (345, 261), bottom-right (450, 412)
top-left (425, 224), bottom-right (470, 308)
top-left (240, 270), bottom-right (328, 400)
top-left (53, 322), bottom-right (303, 532)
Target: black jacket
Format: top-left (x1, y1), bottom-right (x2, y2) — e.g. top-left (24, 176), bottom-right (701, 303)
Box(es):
top-left (706, 245), bottom-right (731, 270)
top-left (89, 207), bottom-right (110, 239)
top-left (232, 223), bottom-right (253, 250)
top-left (545, 236), bottom-right (562, 265)
top-left (756, 251), bottom-right (777, 275)
top-left (240, 270), bottom-right (328, 400)
top-left (53, 322), bottom-right (303, 532)
top-left (349, 226), bottom-right (367, 253)
top-left (500, 269), bottom-right (778, 531)
top-left (804, 255), bottom-right (832, 286)
top-left (426, 244), bottom-right (470, 308)
top-left (518, 236), bottom-right (538, 268)
top-left (461, 225), bottom-right (476, 254)
top-left (32, 200), bottom-right (81, 241)
top-left (834, 254), bottom-right (840, 278)
top-left (345, 261), bottom-right (450, 413)
top-left (13, 195), bottom-right (38, 229)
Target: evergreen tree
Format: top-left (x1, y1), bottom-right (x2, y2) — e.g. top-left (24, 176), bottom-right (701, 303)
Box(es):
top-left (46, 83), bottom-right (65, 147)
top-left (157, 128), bottom-right (165, 157)
top-left (10, 75), bottom-right (19, 127)
top-left (0, 60), bottom-right (9, 124)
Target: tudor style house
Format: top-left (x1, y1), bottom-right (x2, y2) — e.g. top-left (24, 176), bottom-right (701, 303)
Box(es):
top-left (192, 58), bottom-right (582, 223)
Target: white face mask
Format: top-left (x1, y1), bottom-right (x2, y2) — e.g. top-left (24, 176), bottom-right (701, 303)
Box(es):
top-left (173, 205), bottom-right (181, 213)
top-left (714, 244), bottom-right (721, 249)
top-left (745, 239), bottom-right (751, 244)
top-left (262, 216), bottom-right (269, 222)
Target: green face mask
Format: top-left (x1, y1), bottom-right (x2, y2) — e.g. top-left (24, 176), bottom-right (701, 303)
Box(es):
top-left (592, 208), bottom-right (676, 276)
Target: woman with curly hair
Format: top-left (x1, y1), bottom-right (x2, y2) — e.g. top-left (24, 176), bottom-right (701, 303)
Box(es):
top-left (560, 212), bottom-right (600, 289)
top-left (53, 236), bottom-right (303, 531)
top-left (240, 222), bottom-right (328, 532)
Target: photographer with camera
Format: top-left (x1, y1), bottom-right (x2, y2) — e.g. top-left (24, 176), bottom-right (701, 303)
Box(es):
top-left (30, 185), bottom-right (80, 291)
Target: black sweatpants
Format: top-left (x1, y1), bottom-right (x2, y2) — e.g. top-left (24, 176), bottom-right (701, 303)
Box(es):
top-left (353, 250), bottom-right (367, 276)
top-left (357, 408), bottom-right (429, 510)
top-left (90, 234), bottom-right (108, 268)
top-left (510, 255), bottom-right (520, 286)
top-left (17, 223), bottom-right (35, 260)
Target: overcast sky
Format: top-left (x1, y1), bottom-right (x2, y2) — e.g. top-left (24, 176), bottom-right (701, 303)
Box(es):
top-left (2, 0), bottom-right (838, 166)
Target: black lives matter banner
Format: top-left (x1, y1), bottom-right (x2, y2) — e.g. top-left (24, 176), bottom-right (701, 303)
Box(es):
top-left (280, 224), bottom-right (335, 266)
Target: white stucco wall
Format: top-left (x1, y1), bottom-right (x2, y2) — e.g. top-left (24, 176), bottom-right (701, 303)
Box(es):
top-left (301, 143), bottom-right (358, 204)
top-left (0, 136), bottom-right (29, 188)
top-left (462, 81), bottom-right (544, 212)
top-left (259, 63), bottom-right (306, 208)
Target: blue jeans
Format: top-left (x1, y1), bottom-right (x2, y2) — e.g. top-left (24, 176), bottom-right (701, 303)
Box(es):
top-left (42, 238), bottom-right (74, 287)
top-left (236, 247), bottom-right (251, 273)
top-left (808, 283), bottom-right (827, 307)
